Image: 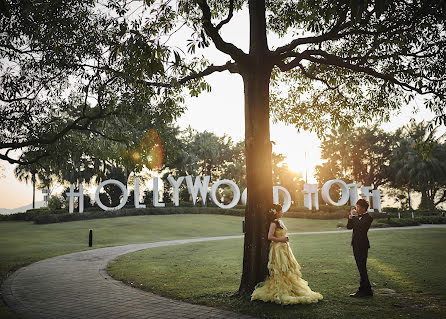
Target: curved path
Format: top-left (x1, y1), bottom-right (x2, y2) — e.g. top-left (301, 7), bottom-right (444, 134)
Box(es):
top-left (2, 224), bottom-right (444, 319)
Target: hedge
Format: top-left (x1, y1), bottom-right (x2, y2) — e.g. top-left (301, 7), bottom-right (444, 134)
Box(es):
top-left (372, 218), bottom-right (421, 228)
top-left (371, 216), bottom-right (446, 228)
top-left (414, 216), bottom-right (446, 224)
top-left (32, 207), bottom-right (245, 224)
top-left (2, 204), bottom-right (444, 225)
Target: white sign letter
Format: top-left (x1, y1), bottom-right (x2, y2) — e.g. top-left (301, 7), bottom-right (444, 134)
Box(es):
top-left (66, 184), bottom-right (84, 213)
top-left (321, 179), bottom-right (349, 206)
top-left (241, 188), bottom-right (247, 205)
top-left (185, 176), bottom-right (210, 205)
top-left (210, 179), bottom-right (240, 209)
top-left (133, 178), bottom-right (146, 209)
top-left (152, 177), bottom-right (165, 207)
top-left (372, 189), bottom-right (382, 213)
top-left (273, 186), bottom-right (292, 213)
top-left (303, 184), bottom-right (319, 211)
top-left (360, 186), bottom-right (374, 212)
top-left (347, 183), bottom-right (360, 206)
top-left (241, 187), bottom-right (291, 213)
top-left (95, 179), bottom-right (128, 211)
top-left (167, 176), bottom-right (185, 207)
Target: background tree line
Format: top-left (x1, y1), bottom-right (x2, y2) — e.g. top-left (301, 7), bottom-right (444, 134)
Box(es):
top-left (16, 125), bottom-right (304, 209)
top-left (15, 118), bottom-right (446, 212)
top-left (315, 121), bottom-right (446, 211)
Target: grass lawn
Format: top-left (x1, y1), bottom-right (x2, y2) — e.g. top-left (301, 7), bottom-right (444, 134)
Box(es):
top-left (108, 227), bottom-right (446, 319)
top-left (0, 215), bottom-right (341, 318)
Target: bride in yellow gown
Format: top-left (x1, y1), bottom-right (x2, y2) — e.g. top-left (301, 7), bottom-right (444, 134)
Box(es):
top-left (251, 204), bottom-right (323, 305)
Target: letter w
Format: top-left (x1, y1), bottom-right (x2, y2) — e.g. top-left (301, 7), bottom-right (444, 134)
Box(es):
top-left (185, 176), bottom-right (210, 205)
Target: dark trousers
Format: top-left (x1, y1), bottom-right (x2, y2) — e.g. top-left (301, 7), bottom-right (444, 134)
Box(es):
top-left (353, 247), bottom-right (372, 291)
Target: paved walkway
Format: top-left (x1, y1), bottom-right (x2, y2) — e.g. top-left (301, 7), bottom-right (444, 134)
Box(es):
top-left (2, 224), bottom-right (444, 319)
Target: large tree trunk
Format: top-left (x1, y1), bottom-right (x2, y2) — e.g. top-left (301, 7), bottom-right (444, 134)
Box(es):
top-left (238, 68), bottom-right (273, 295)
top-left (427, 186), bottom-right (434, 211)
top-left (238, 0), bottom-right (273, 296)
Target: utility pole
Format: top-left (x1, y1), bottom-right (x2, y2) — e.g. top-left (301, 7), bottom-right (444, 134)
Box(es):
top-left (305, 152), bottom-right (308, 184)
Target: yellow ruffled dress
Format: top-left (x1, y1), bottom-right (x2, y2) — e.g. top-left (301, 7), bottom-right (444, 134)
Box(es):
top-left (251, 221), bottom-right (323, 305)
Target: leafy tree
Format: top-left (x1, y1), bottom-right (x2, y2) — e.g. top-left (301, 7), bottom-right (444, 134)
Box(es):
top-left (385, 187), bottom-right (411, 210)
top-left (0, 0), bottom-right (184, 165)
top-left (223, 141), bottom-right (247, 190)
top-left (14, 163), bottom-right (38, 208)
top-left (271, 154), bottom-right (304, 205)
top-left (146, 0), bottom-right (444, 294)
top-left (161, 129), bottom-right (245, 205)
top-left (22, 121), bottom-right (185, 209)
top-left (387, 129), bottom-right (417, 210)
top-left (47, 195), bottom-right (63, 211)
top-left (188, 130), bottom-right (234, 181)
top-left (389, 121), bottom-right (446, 210)
top-left (315, 125), bottom-right (397, 188)
top-left (159, 127), bottom-right (200, 179)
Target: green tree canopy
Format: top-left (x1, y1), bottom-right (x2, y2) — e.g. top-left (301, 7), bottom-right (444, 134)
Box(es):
top-left (0, 0), bottom-right (186, 165)
top-left (315, 125), bottom-right (397, 188)
top-left (388, 121), bottom-right (446, 210)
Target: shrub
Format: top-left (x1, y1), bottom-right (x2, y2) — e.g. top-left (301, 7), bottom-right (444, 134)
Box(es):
top-left (8, 204), bottom-right (443, 225)
top-left (285, 210), bottom-right (348, 220)
top-left (382, 207), bottom-right (400, 214)
top-left (369, 211), bottom-right (388, 219)
top-left (48, 195), bottom-right (63, 210)
top-left (26, 208), bottom-right (50, 214)
top-left (414, 216), bottom-right (446, 224)
top-left (0, 208), bottom-right (51, 221)
top-left (372, 218), bottom-right (420, 227)
top-left (32, 206), bottom-right (246, 224)
top-left (83, 194), bottom-right (93, 209)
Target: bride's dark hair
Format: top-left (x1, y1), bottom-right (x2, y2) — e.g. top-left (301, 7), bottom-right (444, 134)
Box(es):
top-left (268, 204), bottom-right (283, 229)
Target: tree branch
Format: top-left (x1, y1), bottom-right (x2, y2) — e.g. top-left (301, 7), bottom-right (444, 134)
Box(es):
top-left (0, 70), bottom-right (65, 103)
top-left (273, 20), bottom-right (350, 56)
top-left (0, 151), bottom-right (50, 166)
top-left (301, 50), bottom-right (445, 98)
top-left (79, 61), bottom-right (238, 87)
top-left (196, 0), bottom-right (248, 63)
top-left (216, 0), bottom-right (234, 30)
top-left (273, 9), bottom-right (418, 58)
top-left (275, 54), bottom-right (303, 72)
top-left (296, 63), bottom-right (340, 90)
top-left (434, 189), bottom-right (446, 206)
top-left (0, 108), bottom-right (114, 150)
top-left (177, 60), bottom-right (239, 84)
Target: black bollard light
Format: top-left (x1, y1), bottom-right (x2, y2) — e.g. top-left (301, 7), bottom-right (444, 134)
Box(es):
top-left (89, 229), bottom-right (93, 247)
top-left (242, 220), bottom-right (245, 233)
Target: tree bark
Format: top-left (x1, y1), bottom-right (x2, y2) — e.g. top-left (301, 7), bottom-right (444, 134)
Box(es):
top-left (420, 188), bottom-right (428, 210)
top-left (238, 67), bottom-right (273, 295)
top-left (237, 0), bottom-right (273, 296)
top-left (407, 185), bottom-right (412, 210)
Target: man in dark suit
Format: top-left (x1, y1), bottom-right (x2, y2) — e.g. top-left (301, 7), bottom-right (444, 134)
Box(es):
top-left (347, 198), bottom-right (373, 297)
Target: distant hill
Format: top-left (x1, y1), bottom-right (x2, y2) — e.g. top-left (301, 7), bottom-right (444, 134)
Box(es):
top-left (0, 201), bottom-right (45, 215)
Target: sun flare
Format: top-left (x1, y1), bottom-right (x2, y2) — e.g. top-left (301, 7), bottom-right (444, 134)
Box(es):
top-left (271, 126), bottom-right (321, 184)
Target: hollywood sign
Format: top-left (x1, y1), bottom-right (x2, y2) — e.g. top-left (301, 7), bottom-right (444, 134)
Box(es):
top-left (66, 176), bottom-right (381, 213)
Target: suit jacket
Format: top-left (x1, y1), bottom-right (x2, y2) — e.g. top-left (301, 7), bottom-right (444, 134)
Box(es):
top-left (347, 213), bottom-right (373, 250)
